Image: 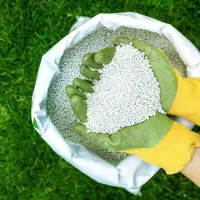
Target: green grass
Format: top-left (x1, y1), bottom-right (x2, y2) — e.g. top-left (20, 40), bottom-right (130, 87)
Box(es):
top-left (1, 0), bottom-right (200, 199)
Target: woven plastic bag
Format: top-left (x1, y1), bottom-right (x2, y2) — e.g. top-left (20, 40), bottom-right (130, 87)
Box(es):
top-left (31, 12), bottom-right (200, 195)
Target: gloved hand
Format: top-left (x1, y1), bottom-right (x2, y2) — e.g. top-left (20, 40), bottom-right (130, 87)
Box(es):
top-left (65, 39), bottom-right (200, 174)
top-left (113, 37), bottom-right (200, 125)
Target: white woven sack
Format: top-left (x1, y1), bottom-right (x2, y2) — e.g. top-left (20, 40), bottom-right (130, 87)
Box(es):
top-left (32, 12), bottom-right (200, 195)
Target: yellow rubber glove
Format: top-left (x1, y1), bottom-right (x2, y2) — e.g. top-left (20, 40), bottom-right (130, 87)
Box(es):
top-left (113, 37), bottom-right (200, 125)
top-left (169, 68), bottom-right (200, 125)
top-left (66, 39), bottom-right (200, 174)
top-left (122, 121), bottom-right (200, 174)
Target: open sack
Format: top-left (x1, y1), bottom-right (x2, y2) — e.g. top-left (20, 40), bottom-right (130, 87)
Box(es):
top-left (31, 12), bottom-right (200, 195)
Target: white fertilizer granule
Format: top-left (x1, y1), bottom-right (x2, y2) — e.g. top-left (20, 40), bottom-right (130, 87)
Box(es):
top-left (46, 27), bottom-right (186, 162)
top-left (85, 44), bottom-right (165, 134)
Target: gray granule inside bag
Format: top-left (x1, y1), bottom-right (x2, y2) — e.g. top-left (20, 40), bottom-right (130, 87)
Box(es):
top-left (46, 27), bottom-right (186, 162)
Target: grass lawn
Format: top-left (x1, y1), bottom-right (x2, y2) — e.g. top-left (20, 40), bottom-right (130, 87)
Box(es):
top-left (1, 0), bottom-right (200, 199)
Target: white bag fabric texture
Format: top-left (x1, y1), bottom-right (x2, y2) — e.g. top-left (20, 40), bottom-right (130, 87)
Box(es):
top-left (31, 12), bottom-right (200, 195)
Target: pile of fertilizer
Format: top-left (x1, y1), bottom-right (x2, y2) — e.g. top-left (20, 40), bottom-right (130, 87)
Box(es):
top-left (85, 44), bottom-right (165, 134)
top-left (47, 27), bottom-right (186, 162)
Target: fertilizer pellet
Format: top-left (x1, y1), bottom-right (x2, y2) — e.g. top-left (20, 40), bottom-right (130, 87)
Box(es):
top-left (47, 27), bottom-right (186, 162)
top-left (85, 44), bottom-right (165, 134)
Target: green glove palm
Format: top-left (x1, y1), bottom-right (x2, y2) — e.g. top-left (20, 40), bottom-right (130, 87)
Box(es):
top-left (112, 37), bottom-right (177, 112)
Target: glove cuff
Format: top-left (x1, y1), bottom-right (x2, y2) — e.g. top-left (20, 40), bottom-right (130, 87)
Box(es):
top-left (169, 68), bottom-right (200, 126)
top-left (122, 121), bottom-right (200, 174)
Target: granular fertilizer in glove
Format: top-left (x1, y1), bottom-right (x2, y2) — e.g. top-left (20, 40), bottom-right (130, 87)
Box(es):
top-left (47, 27), bottom-right (186, 162)
top-left (85, 44), bottom-right (165, 134)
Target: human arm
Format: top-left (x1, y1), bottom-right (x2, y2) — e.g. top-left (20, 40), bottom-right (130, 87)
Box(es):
top-left (181, 147), bottom-right (200, 188)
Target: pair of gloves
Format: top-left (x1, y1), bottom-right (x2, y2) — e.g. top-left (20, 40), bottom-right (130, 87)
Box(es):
top-left (66, 37), bottom-right (200, 174)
